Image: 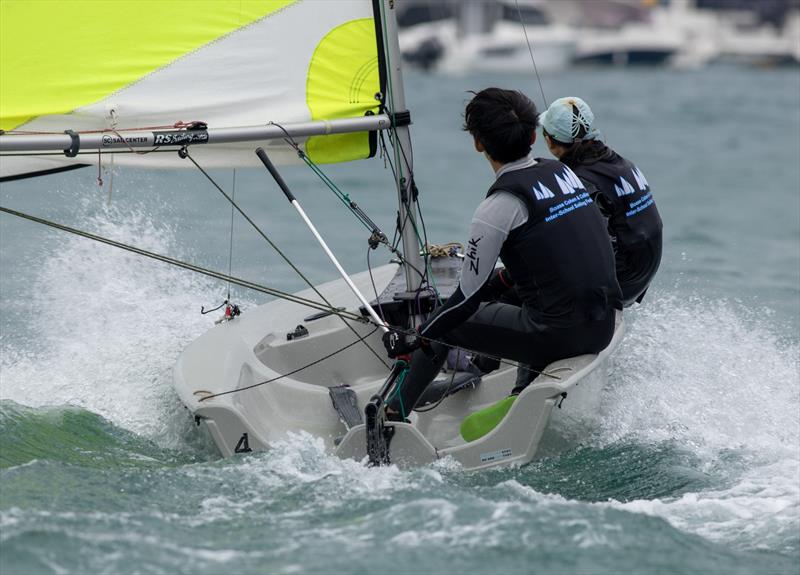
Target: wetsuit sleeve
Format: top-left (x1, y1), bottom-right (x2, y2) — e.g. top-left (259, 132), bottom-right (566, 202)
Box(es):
top-left (419, 192), bottom-right (527, 340)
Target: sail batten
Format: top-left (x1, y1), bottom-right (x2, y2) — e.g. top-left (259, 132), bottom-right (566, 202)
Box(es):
top-left (0, 0), bottom-right (385, 179)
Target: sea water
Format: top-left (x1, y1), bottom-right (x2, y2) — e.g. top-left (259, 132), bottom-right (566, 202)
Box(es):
top-left (1, 67), bottom-right (798, 574)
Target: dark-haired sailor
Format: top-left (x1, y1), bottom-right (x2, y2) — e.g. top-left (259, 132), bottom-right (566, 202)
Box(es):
top-left (540, 97), bottom-right (663, 307)
top-left (382, 88), bottom-right (622, 421)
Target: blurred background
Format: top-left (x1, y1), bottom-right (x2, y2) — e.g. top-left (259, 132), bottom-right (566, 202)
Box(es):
top-left (396, 0), bottom-right (800, 71)
top-left (1, 3), bottom-right (798, 574)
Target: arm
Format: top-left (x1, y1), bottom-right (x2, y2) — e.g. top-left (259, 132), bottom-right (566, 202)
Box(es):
top-left (419, 192), bottom-right (527, 340)
top-left (582, 177), bottom-right (612, 219)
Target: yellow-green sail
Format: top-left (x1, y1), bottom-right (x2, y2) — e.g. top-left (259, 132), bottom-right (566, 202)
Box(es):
top-left (0, 0), bottom-right (382, 178)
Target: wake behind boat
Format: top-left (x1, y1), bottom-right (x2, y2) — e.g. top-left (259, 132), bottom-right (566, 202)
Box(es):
top-left (0, 0), bottom-right (624, 470)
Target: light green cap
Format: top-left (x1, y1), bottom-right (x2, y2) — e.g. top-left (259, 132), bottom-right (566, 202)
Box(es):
top-left (539, 96), bottom-right (599, 144)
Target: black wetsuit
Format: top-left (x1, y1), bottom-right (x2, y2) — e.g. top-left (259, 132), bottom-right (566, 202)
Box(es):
top-left (566, 144), bottom-right (663, 306)
top-left (387, 155), bottom-right (622, 417)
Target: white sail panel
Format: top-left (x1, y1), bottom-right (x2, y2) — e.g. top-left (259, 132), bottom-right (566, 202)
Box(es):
top-left (0, 0), bottom-right (383, 180)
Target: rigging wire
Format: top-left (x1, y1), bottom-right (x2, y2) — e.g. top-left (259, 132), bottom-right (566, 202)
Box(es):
top-left (515, 0), bottom-right (549, 108)
top-left (269, 122), bottom-right (381, 236)
top-left (226, 169), bottom-right (237, 301)
top-left (268, 121), bottom-right (427, 281)
top-left (387, 131), bottom-right (444, 305)
top-left (1, 204), bottom-right (560, 384)
top-left (366, 245), bottom-right (388, 325)
top-left (378, 130), bottom-right (435, 295)
top-left (0, 205), bottom-right (367, 322)
top-left (182, 149), bottom-right (391, 369)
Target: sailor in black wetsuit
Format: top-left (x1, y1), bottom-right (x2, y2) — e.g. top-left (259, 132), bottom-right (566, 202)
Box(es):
top-left (381, 88), bottom-right (622, 420)
top-left (540, 97), bottom-right (663, 306)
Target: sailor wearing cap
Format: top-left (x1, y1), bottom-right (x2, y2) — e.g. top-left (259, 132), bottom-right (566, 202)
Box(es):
top-left (540, 97), bottom-right (663, 307)
top-left (382, 88), bottom-right (622, 420)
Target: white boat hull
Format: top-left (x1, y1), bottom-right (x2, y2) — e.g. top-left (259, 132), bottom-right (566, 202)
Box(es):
top-left (174, 262), bottom-right (623, 469)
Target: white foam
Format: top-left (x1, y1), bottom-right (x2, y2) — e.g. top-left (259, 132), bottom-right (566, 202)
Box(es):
top-left (592, 296), bottom-right (800, 552)
top-left (599, 296), bottom-right (799, 455)
top-left (0, 200), bottom-right (242, 449)
top-left (606, 457), bottom-right (800, 553)
top-left (2, 200), bottom-right (798, 556)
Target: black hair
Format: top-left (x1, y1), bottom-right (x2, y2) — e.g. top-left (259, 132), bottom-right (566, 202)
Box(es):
top-left (463, 88), bottom-right (539, 163)
top-left (545, 131), bottom-right (613, 168)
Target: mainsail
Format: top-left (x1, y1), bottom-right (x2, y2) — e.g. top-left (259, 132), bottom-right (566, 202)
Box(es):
top-left (0, 0), bottom-right (390, 180)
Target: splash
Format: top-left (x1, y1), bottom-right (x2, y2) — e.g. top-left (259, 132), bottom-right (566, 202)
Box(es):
top-left (593, 295), bottom-right (800, 554)
top-left (599, 295), bottom-right (799, 455)
top-left (0, 199), bottom-right (244, 450)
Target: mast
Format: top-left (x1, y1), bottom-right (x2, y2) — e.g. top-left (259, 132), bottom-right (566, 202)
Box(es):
top-left (378, 0), bottom-right (425, 300)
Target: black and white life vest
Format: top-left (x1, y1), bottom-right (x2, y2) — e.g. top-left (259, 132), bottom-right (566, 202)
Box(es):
top-left (572, 151), bottom-right (662, 249)
top-left (487, 158), bottom-right (622, 326)
top-left (571, 150), bottom-right (663, 305)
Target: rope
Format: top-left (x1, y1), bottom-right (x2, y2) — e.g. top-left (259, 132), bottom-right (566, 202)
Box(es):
top-left (226, 169), bottom-right (237, 300)
top-left (183, 150), bottom-right (391, 369)
top-left (425, 242), bottom-right (462, 259)
top-left (269, 122), bottom-right (385, 234)
top-left (2, 120), bottom-right (206, 136)
top-left (198, 326), bottom-right (381, 401)
top-left (378, 131), bottom-right (430, 280)
top-left (1, 204), bottom-right (564, 388)
top-left (267, 122), bottom-right (427, 281)
top-left (0, 205), bottom-right (367, 323)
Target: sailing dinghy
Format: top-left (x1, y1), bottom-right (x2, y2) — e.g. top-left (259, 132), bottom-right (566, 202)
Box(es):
top-left (0, 0), bottom-right (623, 470)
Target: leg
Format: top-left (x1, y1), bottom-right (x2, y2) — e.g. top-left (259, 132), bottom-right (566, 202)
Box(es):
top-left (386, 342), bottom-right (448, 419)
top-left (391, 302), bottom-right (616, 414)
top-left (389, 303), bottom-right (544, 414)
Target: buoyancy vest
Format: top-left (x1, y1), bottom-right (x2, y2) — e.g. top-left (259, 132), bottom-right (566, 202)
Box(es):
top-left (571, 150), bottom-right (662, 249)
top-left (570, 149), bottom-right (663, 304)
top-left (487, 158), bottom-right (622, 326)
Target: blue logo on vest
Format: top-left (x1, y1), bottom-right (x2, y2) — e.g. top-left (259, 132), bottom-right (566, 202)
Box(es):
top-left (532, 182), bottom-right (555, 200)
top-left (614, 176), bottom-right (637, 197)
top-left (631, 166), bottom-right (649, 191)
top-left (555, 168), bottom-right (585, 196)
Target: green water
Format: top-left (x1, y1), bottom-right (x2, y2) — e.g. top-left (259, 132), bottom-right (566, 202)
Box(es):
top-left (1, 67), bottom-right (798, 574)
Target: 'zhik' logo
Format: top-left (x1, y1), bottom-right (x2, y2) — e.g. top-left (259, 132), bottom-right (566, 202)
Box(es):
top-left (467, 236), bottom-right (481, 274)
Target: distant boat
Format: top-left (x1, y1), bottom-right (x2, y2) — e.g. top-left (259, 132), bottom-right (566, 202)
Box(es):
top-left (573, 23), bottom-right (682, 66)
top-left (400, 1), bottom-right (576, 73)
top-left (714, 23), bottom-right (800, 67)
